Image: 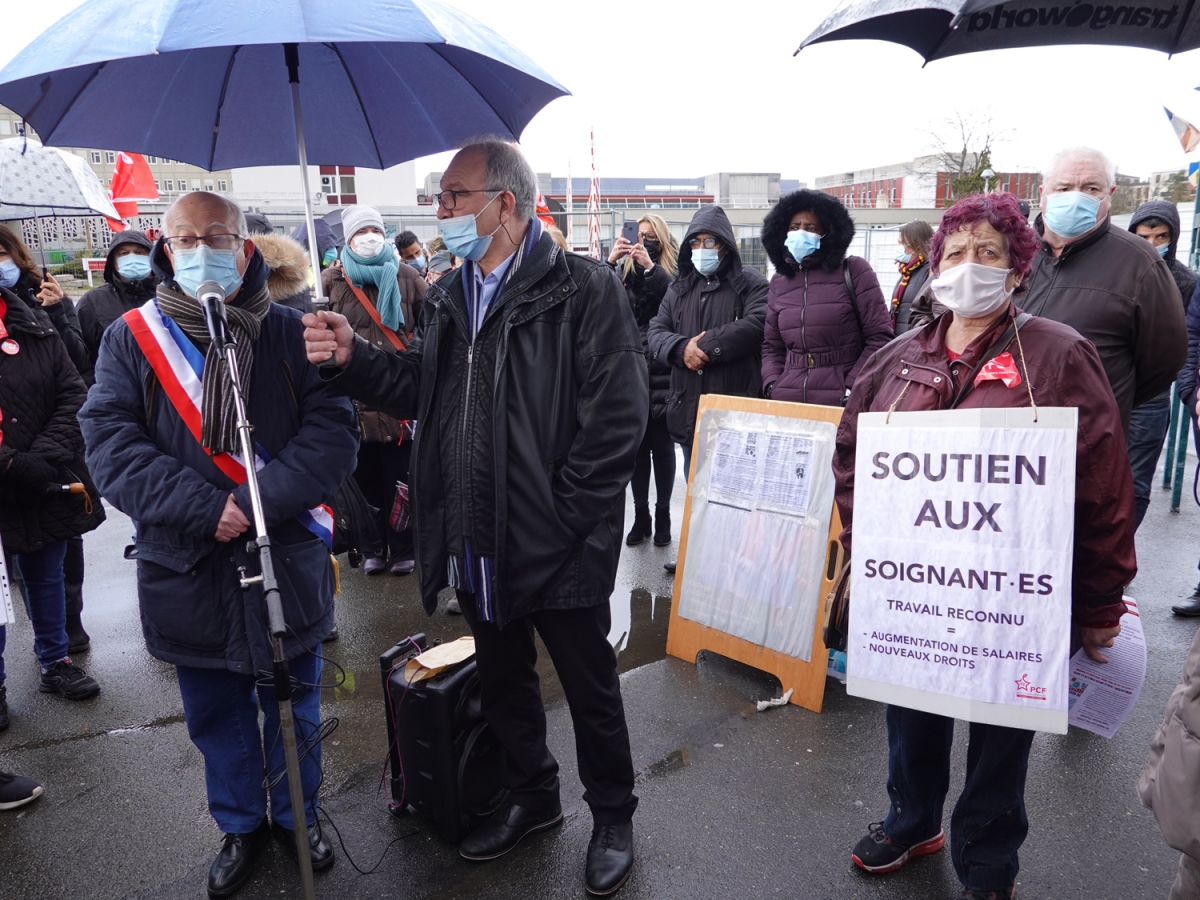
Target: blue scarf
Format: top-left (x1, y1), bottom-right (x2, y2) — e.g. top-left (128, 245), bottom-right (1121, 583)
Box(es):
top-left (340, 244), bottom-right (403, 331)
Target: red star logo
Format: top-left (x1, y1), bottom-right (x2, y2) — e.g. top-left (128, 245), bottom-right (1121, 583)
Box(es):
top-left (1015, 674), bottom-right (1032, 692)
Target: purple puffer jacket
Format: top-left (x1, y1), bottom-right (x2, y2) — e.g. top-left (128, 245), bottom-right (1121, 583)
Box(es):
top-left (761, 255), bottom-right (893, 406)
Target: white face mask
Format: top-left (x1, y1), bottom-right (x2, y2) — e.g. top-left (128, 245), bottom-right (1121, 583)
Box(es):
top-left (930, 263), bottom-right (1013, 319)
top-left (351, 232), bottom-right (386, 258)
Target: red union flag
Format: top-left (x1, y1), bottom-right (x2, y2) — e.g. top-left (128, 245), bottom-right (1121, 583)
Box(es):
top-left (106, 152), bottom-right (159, 231)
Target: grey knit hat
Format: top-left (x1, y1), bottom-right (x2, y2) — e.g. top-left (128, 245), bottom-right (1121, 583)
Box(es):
top-left (341, 205), bottom-right (385, 242)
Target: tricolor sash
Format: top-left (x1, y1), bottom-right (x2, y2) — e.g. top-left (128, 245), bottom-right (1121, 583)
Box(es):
top-left (123, 299), bottom-right (334, 549)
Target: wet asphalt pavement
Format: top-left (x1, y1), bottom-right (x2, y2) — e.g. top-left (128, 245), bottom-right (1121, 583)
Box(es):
top-left (0, 446), bottom-right (1197, 899)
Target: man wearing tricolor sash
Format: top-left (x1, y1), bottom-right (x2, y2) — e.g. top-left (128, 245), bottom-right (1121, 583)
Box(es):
top-left (79, 192), bottom-right (358, 899)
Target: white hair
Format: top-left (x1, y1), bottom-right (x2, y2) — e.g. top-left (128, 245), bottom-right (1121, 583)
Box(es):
top-left (1045, 147), bottom-right (1116, 189)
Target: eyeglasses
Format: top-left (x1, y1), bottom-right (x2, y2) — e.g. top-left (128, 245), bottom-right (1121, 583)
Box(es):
top-left (164, 234), bottom-right (244, 252)
top-left (433, 188), bottom-right (503, 211)
top-left (638, 232), bottom-right (658, 243)
top-left (688, 237), bottom-right (721, 250)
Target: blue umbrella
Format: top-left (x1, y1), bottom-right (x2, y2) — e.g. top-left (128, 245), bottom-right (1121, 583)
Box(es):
top-left (0, 0), bottom-right (569, 299)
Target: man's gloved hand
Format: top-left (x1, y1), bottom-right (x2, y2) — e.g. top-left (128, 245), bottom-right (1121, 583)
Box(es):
top-left (5, 451), bottom-right (60, 491)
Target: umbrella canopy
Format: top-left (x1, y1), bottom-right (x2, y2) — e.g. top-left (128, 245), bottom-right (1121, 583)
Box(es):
top-left (798, 0), bottom-right (1200, 63)
top-left (0, 0), bottom-right (568, 171)
top-left (0, 137), bottom-right (120, 220)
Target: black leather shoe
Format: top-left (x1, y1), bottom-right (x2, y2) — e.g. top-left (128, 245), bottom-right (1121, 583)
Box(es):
top-left (208, 820), bottom-right (269, 898)
top-left (664, 561), bottom-right (676, 574)
top-left (625, 506), bottom-right (651, 546)
top-left (1173, 587), bottom-right (1200, 617)
top-left (586, 822), bottom-right (634, 895)
top-left (460, 800), bottom-right (563, 861)
top-left (271, 820), bottom-right (335, 872)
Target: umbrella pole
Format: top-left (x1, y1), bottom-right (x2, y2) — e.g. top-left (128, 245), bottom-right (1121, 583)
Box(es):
top-left (35, 211), bottom-right (48, 278)
top-left (284, 44), bottom-right (326, 316)
top-left (263, 50), bottom-right (318, 900)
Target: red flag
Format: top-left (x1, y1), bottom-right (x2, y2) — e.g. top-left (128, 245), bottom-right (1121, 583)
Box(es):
top-left (106, 152), bottom-right (159, 232)
top-left (973, 351), bottom-right (1022, 389)
top-left (535, 192), bottom-right (555, 228)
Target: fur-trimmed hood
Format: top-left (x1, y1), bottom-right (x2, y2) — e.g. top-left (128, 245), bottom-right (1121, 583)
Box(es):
top-left (762, 189), bottom-right (855, 276)
top-left (253, 231), bottom-right (311, 303)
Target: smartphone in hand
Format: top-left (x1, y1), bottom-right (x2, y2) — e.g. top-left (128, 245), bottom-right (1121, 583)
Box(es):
top-left (621, 220), bottom-right (639, 246)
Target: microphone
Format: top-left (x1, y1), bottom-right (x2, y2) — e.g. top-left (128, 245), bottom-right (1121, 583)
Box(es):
top-left (198, 280), bottom-right (230, 353)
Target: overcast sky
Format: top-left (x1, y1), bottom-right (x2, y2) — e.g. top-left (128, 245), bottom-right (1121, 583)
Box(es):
top-left (8, 0), bottom-right (1200, 187)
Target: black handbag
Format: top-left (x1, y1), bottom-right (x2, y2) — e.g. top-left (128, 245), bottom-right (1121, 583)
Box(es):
top-left (327, 476), bottom-right (381, 568)
top-left (823, 561), bottom-right (852, 653)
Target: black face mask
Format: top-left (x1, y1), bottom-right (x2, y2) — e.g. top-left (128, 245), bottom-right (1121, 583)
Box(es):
top-left (643, 239), bottom-right (661, 263)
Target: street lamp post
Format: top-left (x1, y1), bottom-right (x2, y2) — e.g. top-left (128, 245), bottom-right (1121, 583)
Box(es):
top-left (982, 167), bottom-right (996, 194)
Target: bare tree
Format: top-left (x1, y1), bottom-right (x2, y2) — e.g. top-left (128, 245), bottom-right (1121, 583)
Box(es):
top-left (928, 113), bottom-right (1008, 200)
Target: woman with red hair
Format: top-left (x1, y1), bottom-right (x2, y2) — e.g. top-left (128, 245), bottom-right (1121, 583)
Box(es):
top-left (833, 192), bottom-right (1136, 900)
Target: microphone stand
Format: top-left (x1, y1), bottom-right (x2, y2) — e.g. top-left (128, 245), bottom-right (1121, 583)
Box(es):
top-left (204, 294), bottom-right (317, 900)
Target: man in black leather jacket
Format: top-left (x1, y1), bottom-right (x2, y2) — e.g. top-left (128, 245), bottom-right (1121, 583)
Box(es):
top-left (303, 139), bottom-right (648, 897)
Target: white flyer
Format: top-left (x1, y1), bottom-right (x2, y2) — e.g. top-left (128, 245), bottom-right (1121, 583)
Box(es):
top-left (1067, 597), bottom-right (1147, 739)
top-left (0, 540), bottom-right (13, 626)
top-left (848, 407), bottom-right (1078, 734)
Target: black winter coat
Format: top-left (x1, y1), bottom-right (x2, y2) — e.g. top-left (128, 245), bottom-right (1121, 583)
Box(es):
top-left (617, 261), bottom-right (673, 419)
top-left (76, 230), bottom-right (159, 386)
top-left (0, 287), bottom-right (105, 554)
top-left (326, 229), bottom-right (648, 626)
top-left (10, 270), bottom-right (88, 381)
top-left (647, 205), bottom-right (768, 445)
top-left (79, 287), bottom-right (358, 673)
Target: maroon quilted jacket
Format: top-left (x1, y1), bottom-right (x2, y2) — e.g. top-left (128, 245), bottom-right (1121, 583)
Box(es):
top-left (833, 305), bottom-right (1135, 629)
top-left (761, 255), bottom-right (893, 406)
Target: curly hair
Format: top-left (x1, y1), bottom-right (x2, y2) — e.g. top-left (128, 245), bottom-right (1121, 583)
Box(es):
top-left (929, 192), bottom-right (1039, 286)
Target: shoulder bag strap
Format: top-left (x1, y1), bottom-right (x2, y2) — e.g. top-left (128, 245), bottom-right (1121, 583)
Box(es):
top-left (343, 277), bottom-right (406, 352)
top-left (949, 312), bottom-right (1032, 409)
top-left (843, 259), bottom-right (863, 342)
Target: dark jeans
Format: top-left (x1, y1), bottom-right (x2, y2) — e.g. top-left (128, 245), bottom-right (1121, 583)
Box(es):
top-left (0, 540), bottom-right (70, 682)
top-left (882, 705), bottom-right (1034, 892)
top-left (353, 439), bottom-right (414, 561)
top-left (631, 414), bottom-right (675, 510)
top-left (1126, 396), bottom-right (1172, 529)
top-left (176, 652), bottom-right (323, 833)
top-left (457, 593), bottom-right (637, 824)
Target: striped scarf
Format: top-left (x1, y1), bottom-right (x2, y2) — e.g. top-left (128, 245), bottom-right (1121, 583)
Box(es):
top-left (155, 283), bottom-right (271, 455)
top-left (448, 217), bottom-right (544, 622)
top-left (891, 255), bottom-right (926, 318)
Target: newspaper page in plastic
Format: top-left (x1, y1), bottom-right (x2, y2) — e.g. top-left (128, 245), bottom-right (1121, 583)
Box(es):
top-left (847, 407), bottom-right (1077, 734)
top-left (677, 408), bottom-right (837, 661)
top-left (1067, 597), bottom-right (1147, 739)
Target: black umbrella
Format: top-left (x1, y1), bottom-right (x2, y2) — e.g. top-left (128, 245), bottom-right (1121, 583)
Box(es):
top-left (797, 0), bottom-right (1200, 63)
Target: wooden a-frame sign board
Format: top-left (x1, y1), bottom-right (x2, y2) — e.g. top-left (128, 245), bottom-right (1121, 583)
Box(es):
top-left (665, 395), bottom-right (846, 714)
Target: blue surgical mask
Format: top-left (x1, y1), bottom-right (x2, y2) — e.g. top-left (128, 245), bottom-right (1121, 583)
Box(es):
top-left (895, 248), bottom-right (912, 264)
top-left (0, 258), bottom-right (19, 288)
top-left (784, 229), bottom-right (822, 262)
top-left (407, 255), bottom-right (427, 273)
top-left (116, 254), bottom-right (151, 280)
top-left (693, 247), bottom-right (720, 276)
top-left (1043, 191), bottom-right (1102, 239)
top-left (172, 244), bottom-right (243, 299)
top-left (440, 193), bottom-right (502, 262)
top-left (322, 247), bottom-right (338, 267)
top-left (1157, 242), bottom-right (1171, 258)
